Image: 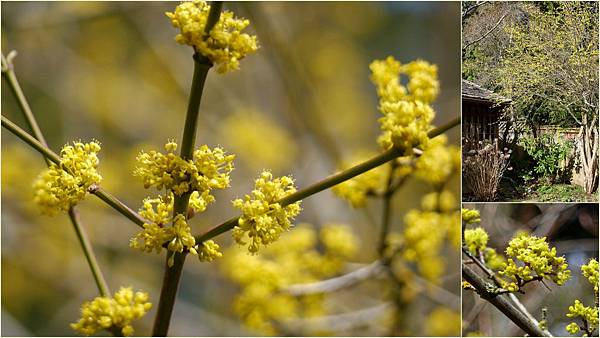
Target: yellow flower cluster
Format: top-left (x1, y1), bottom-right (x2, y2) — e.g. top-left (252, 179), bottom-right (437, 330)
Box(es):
top-left (71, 287), bottom-right (152, 336)
top-left (566, 259), bottom-right (600, 335)
top-left (464, 227), bottom-right (489, 255)
top-left (462, 208), bottom-right (481, 224)
top-left (565, 299), bottom-right (599, 335)
top-left (369, 56), bottom-right (439, 152)
top-left (232, 171), bottom-right (302, 253)
top-left (400, 193), bottom-right (460, 283)
top-left (134, 141), bottom-right (234, 199)
top-left (197, 239), bottom-right (223, 262)
top-left (221, 224), bottom-right (357, 335)
top-left (166, 1), bottom-right (259, 73)
top-left (414, 135), bottom-right (461, 184)
top-left (33, 141), bottom-right (102, 215)
top-left (130, 194), bottom-right (222, 266)
top-left (498, 234), bottom-right (571, 292)
top-left (582, 258), bottom-right (599, 294)
top-left (332, 152), bottom-right (387, 208)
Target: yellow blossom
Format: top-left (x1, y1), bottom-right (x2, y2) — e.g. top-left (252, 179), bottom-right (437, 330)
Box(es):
top-left (582, 258), bottom-right (599, 293)
top-left (166, 215), bottom-right (197, 266)
top-left (33, 141), bottom-right (102, 215)
top-left (462, 281), bottom-right (474, 289)
top-left (464, 227), bottom-right (489, 255)
top-left (403, 59), bottom-right (440, 104)
top-left (232, 171), bottom-right (302, 253)
top-left (130, 195), bottom-right (205, 266)
top-left (71, 287), bottom-right (152, 336)
top-left (134, 141), bottom-right (234, 199)
top-left (461, 208), bottom-right (481, 224)
top-left (565, 299), bottom-right (599, 335)
top-left (498, 234), bottom-right (571, 291)
top-left (166, 1), bottom-right (259, 73)
top-left (197, 240), bottom-right (223, 262)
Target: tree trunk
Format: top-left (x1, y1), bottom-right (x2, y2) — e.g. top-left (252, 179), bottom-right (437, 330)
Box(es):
top-left (579, 111), bottom-right (599, 195)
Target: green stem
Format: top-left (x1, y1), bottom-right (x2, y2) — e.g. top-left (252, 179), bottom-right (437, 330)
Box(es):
top-left (90, 185), bottom-right (146, 227)
top-left (204, 2), bottom-right (223, 35)
top-left (1, 115), bottom-right (61, 163)
top-left (2, 52), bottom-right (51, 165)
top-left (152, 251), bottom-right (187, 336)
top-left (195, 114), bottom-right (460, 244)
top-left (1, 115), bottom-right (147, 228)
top-left (152, 14), bottom-right (216, 331)
top-left (433, 116), bottom-right (461, 137)
top-left (377, 163), bottom-right (396, 256)
top-left (69, 207), bottom-right (111, 297)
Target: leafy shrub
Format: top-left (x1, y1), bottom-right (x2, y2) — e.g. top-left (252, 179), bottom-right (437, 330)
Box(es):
top-left (518, 133), bottom-right (574, 183)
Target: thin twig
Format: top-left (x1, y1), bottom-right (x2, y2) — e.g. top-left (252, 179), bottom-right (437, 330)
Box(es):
top-left (463, 12), bottom-right (509, 52)
top-left (69, 208), bottom-right (111, 297)
top-left (1, 115), bottom-right (147, 228)
top-left (281, 302), bottom-right (393, 333)
top-left (284, 261), bottom-right (385, 296)
top-left (152, 3), bottom-right (222, 335)
top-left (194, 117), bottom-right (460, 243)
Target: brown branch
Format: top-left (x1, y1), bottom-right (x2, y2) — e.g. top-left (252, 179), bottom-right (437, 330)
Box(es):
top-left (462, 264), bottom-right (550, 337)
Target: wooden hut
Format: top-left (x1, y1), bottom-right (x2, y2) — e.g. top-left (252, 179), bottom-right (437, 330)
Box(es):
top-left (462, 79), bottom-right (511, 142)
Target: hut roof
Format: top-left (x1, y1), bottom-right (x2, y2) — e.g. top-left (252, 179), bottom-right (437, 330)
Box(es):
top-left (462, 79), bottom-right (511, 104)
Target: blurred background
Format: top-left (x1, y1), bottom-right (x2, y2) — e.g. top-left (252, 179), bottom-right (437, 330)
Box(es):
top-left (462, 203), bottom-right (599, 337)
top-left (2, 2), bottom-right (460, 336)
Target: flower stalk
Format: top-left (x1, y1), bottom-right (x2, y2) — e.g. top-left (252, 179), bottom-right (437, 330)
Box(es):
top-left (152, 3), bottom-right (222, 334)
top-left (69, 208), bottom-right (111, 297)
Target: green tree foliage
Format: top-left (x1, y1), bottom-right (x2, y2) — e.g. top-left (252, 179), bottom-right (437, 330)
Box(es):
top-left (463, 2), bottom-right (599, 194)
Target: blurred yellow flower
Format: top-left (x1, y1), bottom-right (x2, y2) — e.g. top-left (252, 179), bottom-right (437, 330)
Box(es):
top-left (220, 110), bottom-right (297, 173)
top-left (332, 151), bottom-right (387, 208)
top-left (414, 135), bottom-right (460, 184)
top-left (221, 223), bottom-right (357, 335)
top-left (426, 307), bottom-right (461, 336)
top-left (401, 193), bottom-right (459, 283)
top-left (369, 56), bottom-right (439, 152)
